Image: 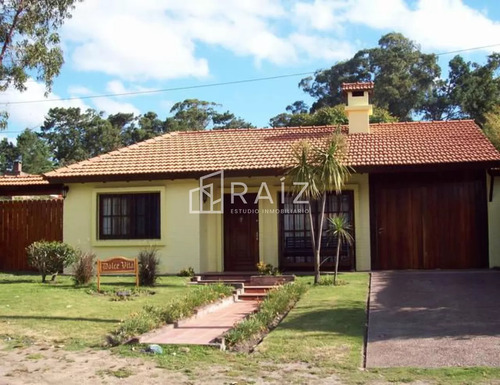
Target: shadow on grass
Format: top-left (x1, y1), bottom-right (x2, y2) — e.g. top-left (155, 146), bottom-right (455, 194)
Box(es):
top-left (0, 279), bottom-right (39, 284)
top-left (0, 315), bottom-right (120, 323)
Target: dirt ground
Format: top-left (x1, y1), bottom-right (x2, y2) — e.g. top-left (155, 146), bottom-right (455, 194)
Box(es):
top-left (0, 343), bottom-right (343, 385)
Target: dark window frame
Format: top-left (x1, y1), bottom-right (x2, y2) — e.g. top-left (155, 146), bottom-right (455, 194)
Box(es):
top-left (98, 192), bottom-right (161, 240)
top-left (278, 191), bottom-right (355, 270)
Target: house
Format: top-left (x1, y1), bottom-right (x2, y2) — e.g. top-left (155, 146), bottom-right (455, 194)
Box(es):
top-left (41, 82), bottom-right (500, 273)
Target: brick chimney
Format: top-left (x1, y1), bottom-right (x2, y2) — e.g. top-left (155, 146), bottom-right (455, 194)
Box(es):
top-left (342, 82), bottom-right (374, 134)
top-left (12, 160), bottom-right (22, 175)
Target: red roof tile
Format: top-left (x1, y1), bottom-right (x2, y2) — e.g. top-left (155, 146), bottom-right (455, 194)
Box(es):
top-left (0, 174), bottom-right (49, 186)
top-left (342, 82), bottom-right (374, 92)
top-left (44, 120), bottom-right (500, 181)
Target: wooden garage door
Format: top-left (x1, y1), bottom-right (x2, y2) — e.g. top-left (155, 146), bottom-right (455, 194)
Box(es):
top-left (370, 171), bottom-right (488, 270)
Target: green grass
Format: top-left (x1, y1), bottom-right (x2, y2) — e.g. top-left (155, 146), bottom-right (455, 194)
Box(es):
top-left (0, 273), bottom-right (190, 346)
top-left (2, 272), bottom-right (500, 384)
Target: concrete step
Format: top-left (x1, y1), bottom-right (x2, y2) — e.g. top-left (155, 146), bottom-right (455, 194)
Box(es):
top-left (243, 285), bottom-right (275, 294)
top-left (238, 292), bottom-right (268, 301)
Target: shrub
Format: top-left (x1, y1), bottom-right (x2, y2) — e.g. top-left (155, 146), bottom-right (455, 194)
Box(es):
top-left (138, 248), bottom-right (160, 286)
top-left (224, 282), bottom-right (307, 347)
top-left (177, 267), bottom-right (195, 277)
top-left (72, 250), bottom-right (96, 285)
top-left (26, 241), bottom-right (77, 283)
top-left (111, 284), bottom-right (233, 345)
top-left (256, 262), bottom-right (281, 276)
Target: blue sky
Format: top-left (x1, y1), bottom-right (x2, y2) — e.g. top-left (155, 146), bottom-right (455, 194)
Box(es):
top-left (2, 0), bottom-right (500, 141)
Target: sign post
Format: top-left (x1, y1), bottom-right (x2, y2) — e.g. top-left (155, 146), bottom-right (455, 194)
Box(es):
top-left (97, 257), bottom-right (139, 292)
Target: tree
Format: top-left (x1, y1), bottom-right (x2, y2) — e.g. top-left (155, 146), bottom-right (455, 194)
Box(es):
top-left (0, 0), bottom-right (81, 129)
top-left (299, 33), bottom-right (441, 120)
top-left (15, 129), bottom-right (53, 173)
top-left (165, 99), bottom-right (254, 131)
top-left (483, 105), bottom-right (500, 151)
top-left (0, 0), bottom-right (79, 93)
top-left (40, 107), bottom-right (122, 166)
top-left (328, 215), bottom-right (353, 285)
top-left (0, 137), bottom-right (18, 173)
top-left (287, 133), bottom-right (352, 284)
top-left (120, 111), bottom-right (165, 145)
top-left (269, 104), bottom-right (397, 127)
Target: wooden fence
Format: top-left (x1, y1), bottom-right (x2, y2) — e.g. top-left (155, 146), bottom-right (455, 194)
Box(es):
top-left (0, 199), bottom-right (63, 271)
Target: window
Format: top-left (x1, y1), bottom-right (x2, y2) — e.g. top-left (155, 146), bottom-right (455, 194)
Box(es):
top-left (352, 90), bottom-right (364, 97)
top-left (280, 191), bottom-right (354, 270)
top-left (98, 193), bottom-right (161, 240)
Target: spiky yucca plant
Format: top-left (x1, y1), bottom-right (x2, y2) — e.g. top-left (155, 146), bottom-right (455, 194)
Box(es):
top-left (328, 214), bottom-right (354, 285)
top-left (287, 132), bottom-right (352, 284)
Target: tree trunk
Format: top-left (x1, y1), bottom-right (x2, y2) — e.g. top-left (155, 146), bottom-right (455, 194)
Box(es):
top-left (334, 238), bottom-right (341, 285)
top-left (314, 192), bottom-right (327, 284)
top-left (307, 202), bottom-right (320, 284)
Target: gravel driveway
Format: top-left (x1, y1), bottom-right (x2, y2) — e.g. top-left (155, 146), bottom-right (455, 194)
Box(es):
top-left (366, 271), bottom-right (500, 368)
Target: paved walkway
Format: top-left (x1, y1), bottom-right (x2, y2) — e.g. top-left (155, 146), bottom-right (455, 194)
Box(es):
top-left (139, 300), bottom-right (258, 345)
top-left (366, 271), bottom-right (500, 368)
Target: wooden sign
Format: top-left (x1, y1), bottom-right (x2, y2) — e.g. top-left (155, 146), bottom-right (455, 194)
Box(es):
top-left (97, 256), bottom-right (139, 291)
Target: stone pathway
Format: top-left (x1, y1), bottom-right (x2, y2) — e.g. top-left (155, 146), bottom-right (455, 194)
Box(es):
top-left (139, 300), bottom-right (259, 345)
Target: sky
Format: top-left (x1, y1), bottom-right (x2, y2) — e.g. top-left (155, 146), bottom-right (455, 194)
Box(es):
top-left (2, 0), bottom-right (500, 142)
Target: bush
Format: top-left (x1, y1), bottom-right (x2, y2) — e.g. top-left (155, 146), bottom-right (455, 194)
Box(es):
top-left (138, 248), bottom-right (160, 286)
top-left (224, 282), bottom-right (307, 347)
top-left (72, 250), bottom-right (96, 285)
top-left (256, 262), bottom-right (281, 276)
top-left (26, 241), bottom-right (76, 283)
top-left (177, 267), bottom-right (195, 277)
top-left (111, 284), bottom-right (233, 345)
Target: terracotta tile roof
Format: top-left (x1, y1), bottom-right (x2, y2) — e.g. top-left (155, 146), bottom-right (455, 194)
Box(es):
top-left (44, 120), bottom-right (500, 181)
top-left (0, 174), bottom-right (49, 186)
top-left (342, 82), bottom-right (374, 92)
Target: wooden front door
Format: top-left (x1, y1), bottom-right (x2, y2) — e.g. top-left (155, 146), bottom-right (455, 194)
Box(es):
top-left (371, 171), bottom-right (488, 270)
top-left (223, 193), bottom-right (259, 271)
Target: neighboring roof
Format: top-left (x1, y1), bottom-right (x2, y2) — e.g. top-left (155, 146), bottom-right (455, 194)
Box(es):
top-left (342, 82), bottom-right (374, 92)
top-left (0, 174), bottom-right (49, 186)
top-left (43, 120), bottom-right (500, 182)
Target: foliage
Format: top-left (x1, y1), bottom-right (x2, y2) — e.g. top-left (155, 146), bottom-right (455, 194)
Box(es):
top-left (287, 133), bottom-right (352, 284)
top-left (328, 214), bottom-right (354, 285)
top-left (299, 33), bottom-right (440, 120)
top-left (26, 241), bottom-right (77, 283)
top-left (138, 248), bottom-right (160, 287)
top-left (112, 284), bottom-right (233, 344)
top-left (165, 99), bottom-right (254, 131)
top-left (177, 267), bottom-right (196, 277)
top-left (224, 282), bottom-right (307, 347)
top-left (0, 0), bottom-right (80, 94)
top-left (0, 137), bottom-right (18, 173)
top-left (72, 250), bottom-right (96, 286)
top-left (15, 129), bottom-right (54, 173)
top-left (256, 262), bottom-right (280, 276)
top-left (270, 104), bottom-right (397, 127)
top-left (484, 106), bottom-right (500, 151)
top-left (40, 107), bottom-right (122, 166)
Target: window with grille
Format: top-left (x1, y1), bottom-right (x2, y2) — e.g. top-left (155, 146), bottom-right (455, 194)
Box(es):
top-left (98, 193), bottom-right (161, 240)
top-left (280, 191), bottom-right (354, 269)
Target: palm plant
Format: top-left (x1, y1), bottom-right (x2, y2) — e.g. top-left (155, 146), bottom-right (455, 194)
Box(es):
top-left (328, 214), bottom-right (354, 285)
top-left (287, 132), bottom-right (352, 284)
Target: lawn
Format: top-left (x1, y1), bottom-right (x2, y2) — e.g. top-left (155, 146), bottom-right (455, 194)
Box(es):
top-left (0, 273), bottom-right (190, 347)
top-left (1, 272), bottom-right (499, 384)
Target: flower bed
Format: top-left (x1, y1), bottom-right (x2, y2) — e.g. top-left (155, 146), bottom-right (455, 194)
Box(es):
top-left (223, 281), bottom-right (307, 351)
top-left (108, 283), bottom-right (233, 345)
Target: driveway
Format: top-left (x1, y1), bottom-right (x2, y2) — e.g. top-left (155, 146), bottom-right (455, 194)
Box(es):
top-left (366, 271), bottom-right (500, 368)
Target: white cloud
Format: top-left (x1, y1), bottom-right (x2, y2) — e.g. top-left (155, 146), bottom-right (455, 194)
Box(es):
top-left (293, 0), bottom-right (500, 53)
top-left (67, 85), bottom-right (93, 96)
top-left (62, 0), bottom-right (355, 81)
top-left (0, 81), bottom-right (89, 129)
top-left (92, 97), bottom-right (140, 116)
